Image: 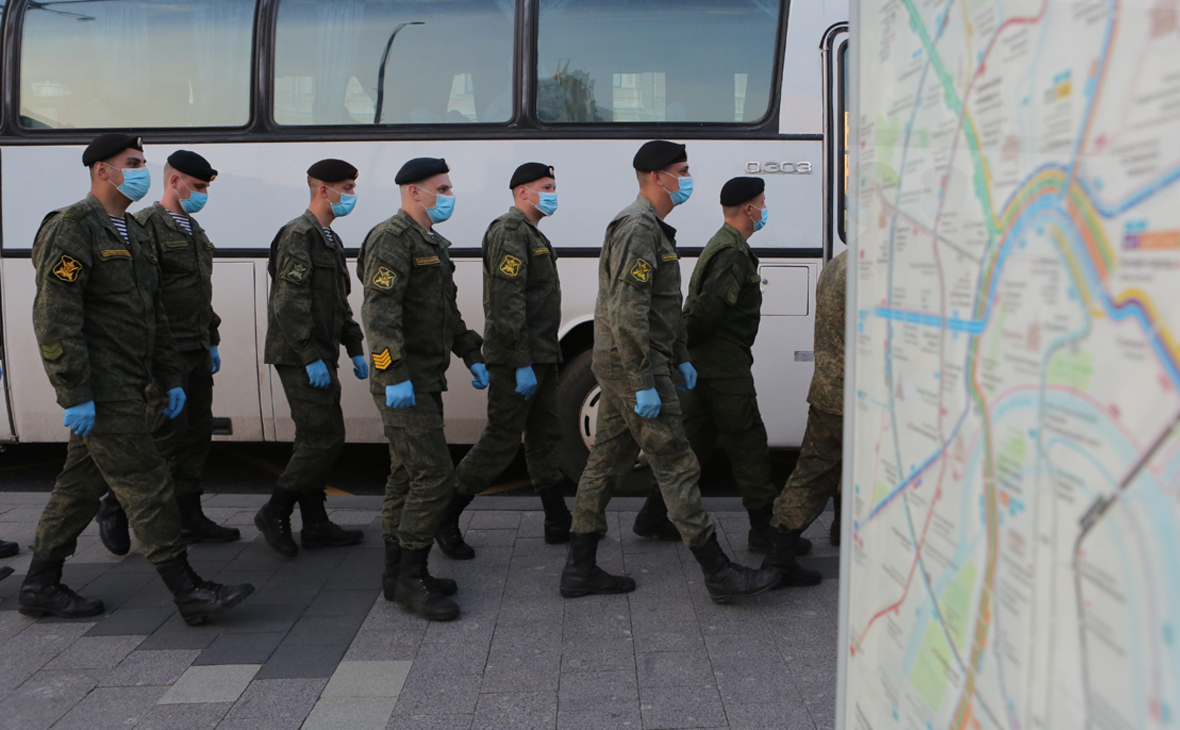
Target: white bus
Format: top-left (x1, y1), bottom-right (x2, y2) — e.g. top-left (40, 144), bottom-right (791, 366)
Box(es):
top-left (0, 0), bottom-right (848, 480)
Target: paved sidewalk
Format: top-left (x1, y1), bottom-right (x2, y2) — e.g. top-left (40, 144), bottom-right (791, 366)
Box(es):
top-left (0, 492), bottom-right (838, 730)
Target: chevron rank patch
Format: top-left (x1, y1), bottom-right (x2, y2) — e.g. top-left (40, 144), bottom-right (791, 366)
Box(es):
top-left (372, 348), bottom-right (393, 371)
top-left (629, 257), bottom-right (652, 283)
top-left (40, 342), bottom-right (63, 361)
top-left (499, 254), bottom-right (522, 277)
top-left (372, 266), bottom-right (397, 289)
top-left (52, 255), bottom-right (83, 283)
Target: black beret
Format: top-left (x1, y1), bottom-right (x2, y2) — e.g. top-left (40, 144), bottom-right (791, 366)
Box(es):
top-left (720, 177), bottom-right (765, 206)
top-left (82, 133), bottom-right (143, 167)
top-left (509, 162), bottom-right (555, 189)
top-left (307, 158), bottom-right (358, 183)
top-left (395, 157), bottom-right (449, 185)
top-left (167, 150), bottom-right (217, 183)
top-left (632, 140), bottom-right (687, 172)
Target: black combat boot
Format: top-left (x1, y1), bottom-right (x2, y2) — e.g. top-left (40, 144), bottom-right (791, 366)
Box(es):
top-left (157, 553), bottom-right (255, 626)
top-left (560, 533), bottom-right (637, 598)
top-left (761, 528), bottom-right (823, 587)
top-left (0, 539), bottom-right (18, 558)
top-left (298, 492), bottom-right (364, 549)
top-left (395, 545), bottom-right (459, 621)
top-left (830, 493), bottom-right (842, 546)
top-left (18, 557), bottom-right (104, 618)
top-left (97, 491), bottom-right (131, 556)
top-left (253, 487), bottom-right (300, 557)
top-left (539, 488), bottom-right (572, 544)
top-left (631, 487), bottom-right (681, 541)
top-left (383, 541), bottom-right (455, 600)
top-left (434, 492), bottom-right (475, 560)
top-left (177, 494), bottom-right (241, 545)
top-left (747, 506), bottom-right (811, 555)
top-left (689, 534), bottom-right (781, 604)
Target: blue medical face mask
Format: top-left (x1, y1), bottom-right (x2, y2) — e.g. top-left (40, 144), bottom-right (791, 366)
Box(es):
top-left (529, 188), bottom-right (559, 217)
top-left (750, 205), bottom-right (768, 232)
top-left (419, 187), bottom-right (455, 224)
top-left (328, 187), bottom-right (357, 217)
top-left (179, 180), bottom-right (207, 214)
top-left (105, 164), bottom-right (150, 202)
top-left (659, 170), bottom-right (692, 206)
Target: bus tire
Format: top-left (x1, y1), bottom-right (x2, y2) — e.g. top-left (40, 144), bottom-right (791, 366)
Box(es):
top-left (557, 349), bottom-right (599, 483)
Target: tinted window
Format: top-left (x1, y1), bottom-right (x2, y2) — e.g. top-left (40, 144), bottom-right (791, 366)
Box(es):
top-left (19, 0), bottom-right (254, 130)
top-left (537, 0), bottom-right (779, 124)
top-left (273, 0), bottom-right (514, 126)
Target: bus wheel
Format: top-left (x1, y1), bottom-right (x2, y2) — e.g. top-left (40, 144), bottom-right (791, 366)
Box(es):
top-left (557, 349), bottom-right (599, 483)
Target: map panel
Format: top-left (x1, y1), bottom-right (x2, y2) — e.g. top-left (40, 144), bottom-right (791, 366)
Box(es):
top-left (845, 1), bottom-right (1180, 728)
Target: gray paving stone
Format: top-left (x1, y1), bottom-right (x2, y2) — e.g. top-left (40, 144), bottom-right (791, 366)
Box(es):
top-left (68, 571), bottom-right (157, 613)
top-left (194, 631), bottom-right (285, 666)
top-left (284, 613), bottom-right (365, 645)
top-left (386, 713), bottom-right (474, 730)
top-left (711, 666), bottom-right (797, 706)
top-left (639, 685), bottom-right (728, 729)
top-left (217, 602), bottom-right (304, 634)
top-left (480, 646), bottom-right (561, 693)
top-left (556, 709), bottom-right (643, 730)
top-left (470, 690), bottom-right (556, 730)
top-left (50, 685), bottom-right (170, 730)
top-left (343, 630), bottom-right (424, 662)
top-left (557, 670), bottom-right (637, 712)
top-left (361, 601), bottom-right (431, 632)
top-left (467, 511), bottom-right (521, 530)
top-left (420, 616), bottom-right (497, 646)
top-left (560, 637), bottom-right (635, 673)
top-left (99, 649), bottom-right (201, 687)
top-left (226, 677), bottom-right (327, 722)
top-left (255, 642), bottom-right (347, 680)
top-left (704, 633), bottom-right (787, 668)
top-left (724, 701), bottom-right (817, 730)
top-left (629, 624), bottom-right (705, 654)
top-left (462, 529), bottom-right (518, 548)
top-left (0, 611), bottom-right (34, 643)
top-left (135, 700), bottom-right (232, 730)
top-left (407, 638), bottom-right (490, 675)
top-left (159, 664), bottom-right (260, 704)
top-left (44, 634), bottom-right (145, 669)
top-left (302, 696), bottom-right (399, 730)
top-left (85, 607), bottom-right (175, 637)
top-left (0, 621), bottom-right (96, 691)
top-left (322, 660), bottom-right (411, 698)
top-left (636, 650), bottom-right (716, 688)
top-left (216, 717), bottom-right (305, 730)
top-left (495, 597), bottom-right (564, 628)
top-left (136, 613), bottom-right (222, 650)
top-left (393, 673), bottom-right (481, 715)
top-left (0, 669), bottom-right (96, 730)
top-left (305, 589), bottom-right (379, 617)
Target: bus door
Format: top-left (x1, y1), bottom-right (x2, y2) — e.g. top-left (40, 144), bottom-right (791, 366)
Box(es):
top-left (824, 25), bottom-right (850, 260)
top-left (210, 260), bottom-right (264, 441)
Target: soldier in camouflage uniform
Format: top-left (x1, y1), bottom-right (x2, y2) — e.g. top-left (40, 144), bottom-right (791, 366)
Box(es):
top-left (635, 177), bottom-right (811, 557)
top-left (24, 133), bottom-right (253, 625)
top-left (561, 141), bottom-right (780, 604)
top-left (255, 159), bottom-right (369, 558)
top-left (96, 151), bottom-right (239, 556)
top-left (434, 162), bottom-right (569, 561)
top-left (359, 157), bottom-right (487, 621)
top-left (761, 249), bottom-right (848, 587)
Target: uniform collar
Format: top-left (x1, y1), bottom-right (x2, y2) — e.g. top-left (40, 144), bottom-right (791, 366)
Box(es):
top-left (154, 202), bottom-right (194, 238)
top-left (630, 194), bottom-right (677, 243)
top-left (302, 209), bottom-right (338, 249)
top-left (85, 193), bottom-right (132, 243)
top-left (720, 223), bottom-right (751, 251)
top-left (396, 208), bottom-right (442, 247)
top-left (504, 205), bottom-right (542, 231)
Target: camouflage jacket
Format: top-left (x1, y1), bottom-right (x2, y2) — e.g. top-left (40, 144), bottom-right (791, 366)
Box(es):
top-left (32, 194), bottom-right (181, 407)
top-left (809, 251), bottom-right (847, 415)
top-left (592, 195), bottom-right (690, 391)
top-left (134, 203), bottom-right (221, 352)
top-left (357, 209), bottom-right (483, 394)
top-left (683, 223), bottom-right (762, 386)
top-left (481, 207), bottom-right (562, 367)
top-left (264, 210), bottom-right (364, 367)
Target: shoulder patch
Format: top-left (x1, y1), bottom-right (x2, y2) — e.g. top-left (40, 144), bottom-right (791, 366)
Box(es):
top-left (52, 255), bottom-right (83, 283)
top-left (629, 257), bottom-right (652, 283)
top-left (499, 254), bottom-right (523, 277)
top-left (282, 261), bottom-right (309, 284)
top-left (372, 266), bottom-right (397, 290)
top-left (372, 348), bottom-right (393, 371)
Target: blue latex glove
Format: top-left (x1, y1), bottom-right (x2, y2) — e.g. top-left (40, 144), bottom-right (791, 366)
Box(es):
top-left (470, 363), bottom-right (489, 390)
top-left (634, 388), bottom-right (661, 419)
top-left (352, 355), bottom-right (369, 380)
top-left (676, 362), bottom-right (698, 392)
top-left (515, 365), bottom-right (537, 400)
top-left (63, 400), bottom-right (96, 437)
top-left (210, 346), bottom-right (221, 375)
top-left (306, 359), bottom-right (331, 389)
top-left (162, 387), bottom-right (187, 420)
top-left (386, 380), bottom-right (416, 408)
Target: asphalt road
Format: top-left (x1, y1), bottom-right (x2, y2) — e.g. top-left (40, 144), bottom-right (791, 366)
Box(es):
top-left (0, 441), bottom-right (803, 500)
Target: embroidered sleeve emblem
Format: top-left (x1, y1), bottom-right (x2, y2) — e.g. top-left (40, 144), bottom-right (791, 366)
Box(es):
top-left (372, 267), bottom-right (397, 289)
top-left (52, 255), bottom-right (82, 283)
top-left (283, 262), bottom-right (308, 284)
top-left (499, 254), bottom-right (523, 277)
top-left (629, 258), bottom-right (652, 283)
top-left (372, 348), bottom-right (393, 370)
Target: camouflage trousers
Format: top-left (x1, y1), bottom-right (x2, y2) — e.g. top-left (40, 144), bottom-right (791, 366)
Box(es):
top-left (455, 363), bottom-right (562, 496)
top-left (275, 364), bottom-right (345, 496)
top-left (677, 377), bottom-right (777, 512)
top-left (771, 405), bottom-right (842, 532)
top-left (33, 400), bottom-right (184, 566)
top-left (373, 391), bottom-right (456, 550)
top-left (571, 374), bottom-right (715, 547)
top-left (147, 349), bottom-right (214, 498)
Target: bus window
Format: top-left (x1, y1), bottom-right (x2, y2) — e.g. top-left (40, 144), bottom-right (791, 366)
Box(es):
top-left (273, 0), bottom-right (514, 126)
top-left (19, 0), bottom-right (254, 130)
top-left (536, 0), bottom-right (779, 124)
